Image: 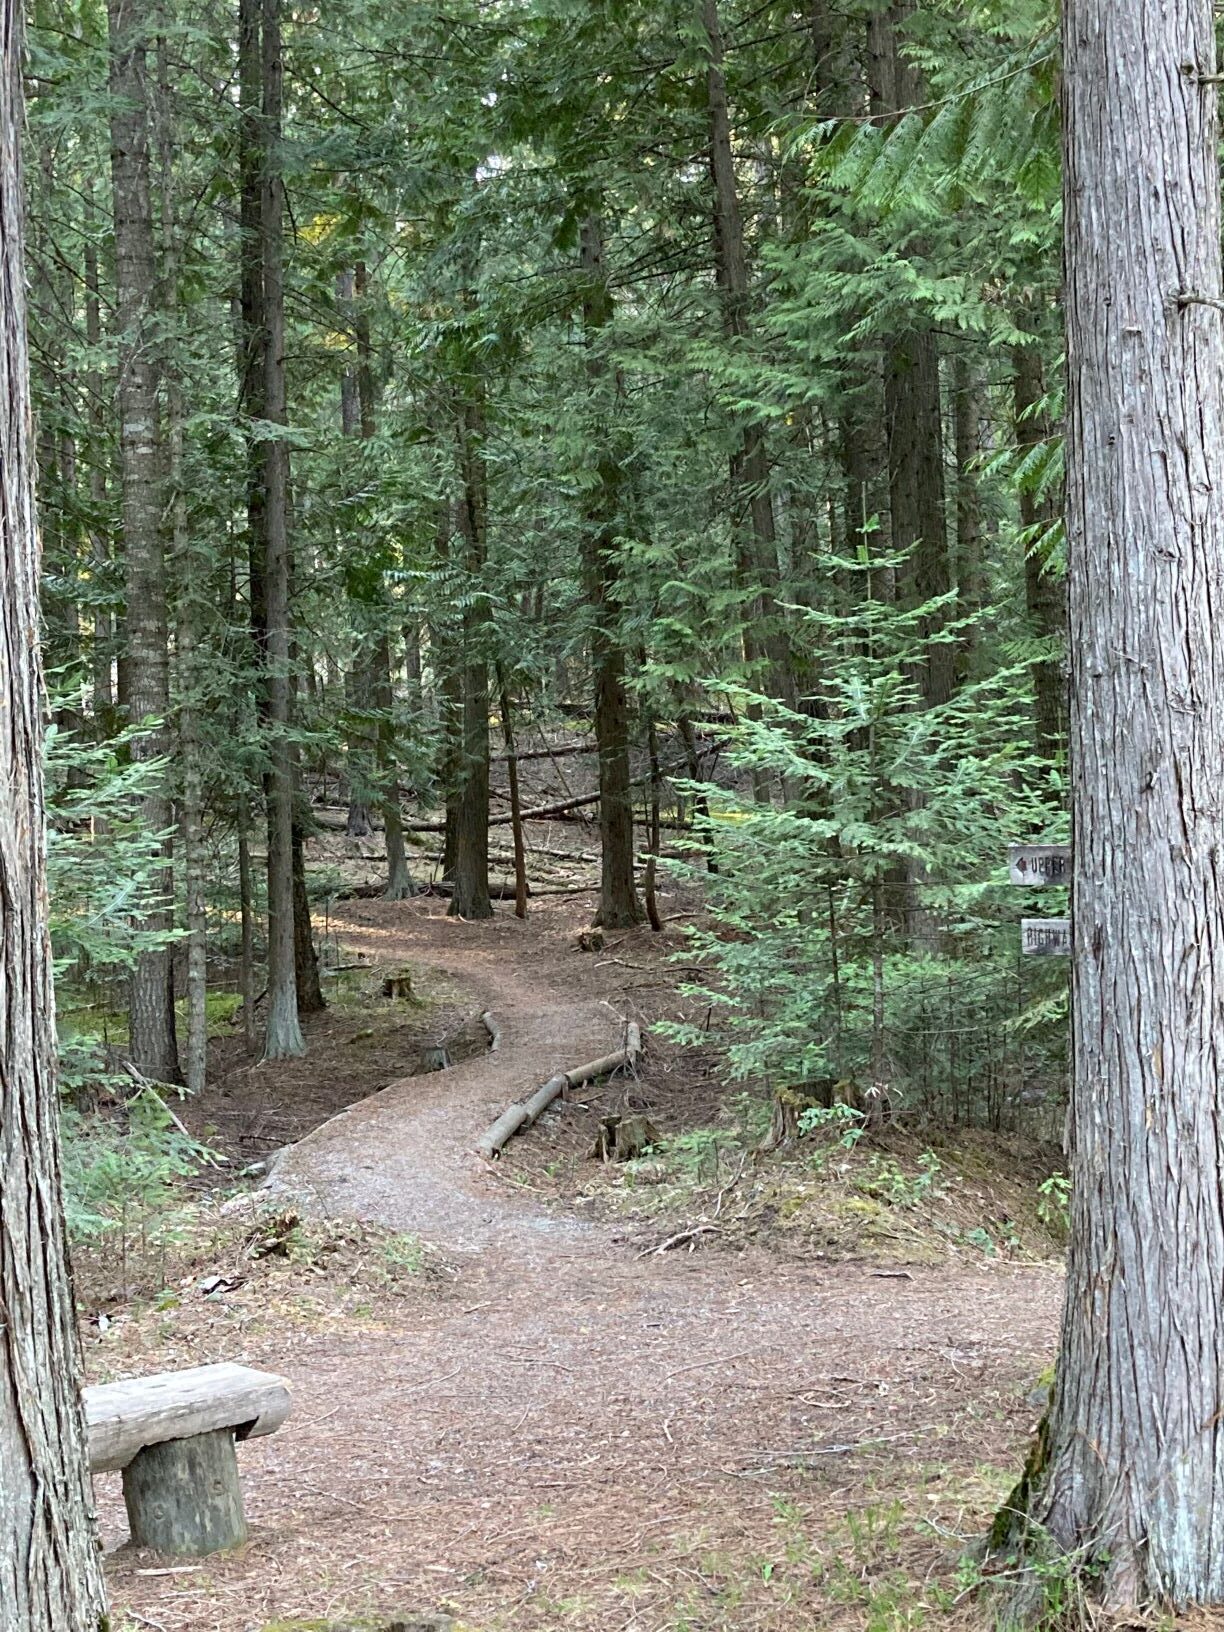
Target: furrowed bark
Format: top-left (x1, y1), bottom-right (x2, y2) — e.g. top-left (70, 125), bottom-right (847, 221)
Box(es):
top-left (109, 0), bottom-right (181, 1084)
top-left (448, 383), bottom-right (492, 921)
top-left (0, 1), bottom-right (109, 1616)
top-left (1022, 0), bottom-right (1224, 1607)
top-left (579, 211), bottom-right (641, 929)
top-left (256, 0), bottom-right (303, 1057)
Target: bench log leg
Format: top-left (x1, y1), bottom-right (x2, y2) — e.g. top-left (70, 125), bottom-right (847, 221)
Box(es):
top-left (121, 1428), bottom-right (248, 1555)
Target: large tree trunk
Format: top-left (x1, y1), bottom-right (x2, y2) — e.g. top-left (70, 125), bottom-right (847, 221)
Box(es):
top-left (0, 4), bottom-right (109, 1616)
top-left (580, 214), bottom-right (642, 929)
top-left (1023, 0), bottom-right (1224, 1607)
top-left (108, 0), bottom-right (181, 1083)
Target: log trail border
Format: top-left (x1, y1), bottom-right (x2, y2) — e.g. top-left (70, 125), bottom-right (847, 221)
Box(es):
top-left (475, 1022), bottom-right (643, 1160)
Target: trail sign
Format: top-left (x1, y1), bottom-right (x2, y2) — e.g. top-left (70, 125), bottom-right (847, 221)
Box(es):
top-left (1009, 844), bottom-right (1070, 888)
top-left (1021, 918), bottom-right (1071, 958)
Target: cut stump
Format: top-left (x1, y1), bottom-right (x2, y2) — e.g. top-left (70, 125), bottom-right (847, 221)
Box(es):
top-left (381, 968), bottom-right (416, 1000)
top-left (591, 1113), bottom-right (660, 1162)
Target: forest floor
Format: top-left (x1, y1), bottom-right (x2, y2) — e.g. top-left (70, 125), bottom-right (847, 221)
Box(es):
top-left (84, 889), bottom-right (1066, 1632)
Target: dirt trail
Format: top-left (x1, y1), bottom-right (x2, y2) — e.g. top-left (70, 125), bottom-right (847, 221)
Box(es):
top-left (104, 900), bottom-right (1063, 1632)
top-left (266, 909), bottom-right (622, 1254)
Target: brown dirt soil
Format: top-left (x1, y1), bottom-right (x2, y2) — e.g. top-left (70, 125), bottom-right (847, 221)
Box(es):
top-left (184, 963), bottom-right (487, 1177)
top-left (94, 893), bottom-right (1064, 1632)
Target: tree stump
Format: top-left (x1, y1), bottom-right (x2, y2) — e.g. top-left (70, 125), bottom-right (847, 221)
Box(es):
top-left (590, 1113), bottom-right (660, 1162)
top-left (122, 1428), bottom-right (247, 1555)
top-left (381, 967), bottom-right (415, 1000)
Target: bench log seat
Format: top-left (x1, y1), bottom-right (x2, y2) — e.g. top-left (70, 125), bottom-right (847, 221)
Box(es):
top-left (85, 1361), bottom-right (291, 1555)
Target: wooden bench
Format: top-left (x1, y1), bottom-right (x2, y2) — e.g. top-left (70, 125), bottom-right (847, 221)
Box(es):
top-left (85, 1362), bottom-right (291, 1556)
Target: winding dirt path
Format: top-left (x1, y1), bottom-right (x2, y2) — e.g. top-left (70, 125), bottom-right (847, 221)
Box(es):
top-left (106, 900), bottom-right (1063, 1632)
top-left (266, 910), bottom-right (622, 1255)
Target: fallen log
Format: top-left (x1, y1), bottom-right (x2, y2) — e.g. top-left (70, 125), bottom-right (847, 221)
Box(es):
top-left (423, 880), bottom-right (589, 901)
top-left (519, 1072), bottom-right (569, 1127)
top-left (407, 793), bottom-right (600, 833)
top-left (492, 743), bottom-right (595, 763)
top-left (475, 1022), bottom-right (642, 1160)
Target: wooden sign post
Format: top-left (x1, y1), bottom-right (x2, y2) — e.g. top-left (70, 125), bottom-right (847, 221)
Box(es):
top-left (1009, 845), bottom-right (1071, 957)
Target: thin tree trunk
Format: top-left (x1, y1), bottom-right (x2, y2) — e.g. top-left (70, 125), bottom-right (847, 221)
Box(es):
top-left (496, 666), bottom-right (528, 918)
top-left (343, 648), bottom-right (375, 839)
top-left (336, 265), bottom-right (375, 838)
top-left (83, 187), bottom-right (114, 737)
top-left (952, 355), bottom-right (985, 674)
top-left (379, 631), bottom-right (414, 901)
top-left (345, 263), bottom-right (411, 900)
top-left (448, 392), bottom-right (492, 920)
top-left (0, 2), bottom-right (109, 1613)
top-left (1020, 0), bottom-right (1224, 1605)
top-left (869, 3), bottom-right (952, 710)
top-left (156, 31), bottom-right (207, 1097)
top-left (108, 0), bottom-right (181, 1083)
top-left (254, 0), bottom-right (302, 1056)
top-left (580, 213), bottom-right (641, 928)
top-left (1013, 336), bottom-right (1067, 762)
top-left (703, 0), bottom-right (795, 713)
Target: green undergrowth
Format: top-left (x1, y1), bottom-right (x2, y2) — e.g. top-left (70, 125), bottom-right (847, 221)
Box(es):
top-left (76, 1181), bottom-right (440, 1331)
top-left (60, 987), bottom-right (247, 1052)
top-left (587, 1097), bottom-right (1067, 1264)
top-left (258, 1619), bottom-right (468, 1632)
top-left (84, 1201), bottom-right (443, 1364)
top-left (61, 955), bottom-right (438, 1251)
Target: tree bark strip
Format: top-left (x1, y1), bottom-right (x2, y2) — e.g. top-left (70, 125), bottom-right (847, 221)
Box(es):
top-left (580, 212), bottom-right (641, 928)
top-left (254, 0), bottom-right (303, 1056)
top-left (108, 0), bottom-right (181, 1083)
top-left (0, 1), bottom-right (109, 1616)
top-left (1028, 0), bottom-right (1224, 1605)
top-left (703, 0), bottom-right (795, 713)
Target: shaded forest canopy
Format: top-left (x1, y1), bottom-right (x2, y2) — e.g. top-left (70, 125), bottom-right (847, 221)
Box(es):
top-left (31, 0), bottom-right (1067, 1135)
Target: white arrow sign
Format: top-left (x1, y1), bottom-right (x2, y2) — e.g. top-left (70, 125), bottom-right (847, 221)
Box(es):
top-left (1009, 844), bottom-right (1071, 888)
